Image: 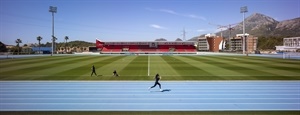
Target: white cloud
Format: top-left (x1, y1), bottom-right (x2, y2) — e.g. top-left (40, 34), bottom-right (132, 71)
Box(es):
top-left (159, 9), bottom-right (178, 15)
top-left (150, 24), bottom-right (166, 29)
top-left (197, 29), bottom-right (206, 32)
top-left (146, 8), bottom-right (206, 21)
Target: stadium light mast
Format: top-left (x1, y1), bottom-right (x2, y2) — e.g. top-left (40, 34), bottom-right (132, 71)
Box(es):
top-left (49, 6), bottom-right (57, 56)
top-left (182, 27), bottom-right (186, 41)
top-left (240, 6), bottom-right (248, 54)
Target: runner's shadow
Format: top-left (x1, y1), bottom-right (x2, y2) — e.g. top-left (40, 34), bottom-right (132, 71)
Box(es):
top-left (161, 89), bottom-right (171, 92)
top-left (150, 89), bottom-right (171, 92)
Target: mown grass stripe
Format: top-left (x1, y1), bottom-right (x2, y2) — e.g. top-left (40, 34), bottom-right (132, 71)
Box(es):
top-left (246, 56), bottom-right (300, 68)
top-left (180, 56), bottom-right (252, 80)
top-left (218, 56), bottom-right (300, 70)
top-left (246, 56), bottom-right (300, 65)
top-left (219, 57), bottom-right (300, 78)
top-left (77, 56), bottom-right (138, 80)
top-left (149, 56), bottom-right (182, 80)
top-left (200, 56), bottom-right (298, 80)
top-left (161, 56), bottom-right (215, 80)
top-left (188, 56), bottom-right (261, 80)
top-left (121, 56), bottom-right (148, 77)
top-left (0, 56), bottom-right (104, 80)
top-left (1, 55), bottom-right (300, 81)
top-left (32, 56), bottom-right (116, 80)
top-left (0, 56), bottom-right (91, 73)
top-left (211, 56), bottom-right (300, 78)
top-left (0, 56), bottom-right (73, 68)
top-left (99, 56), bottom-right (138, 80)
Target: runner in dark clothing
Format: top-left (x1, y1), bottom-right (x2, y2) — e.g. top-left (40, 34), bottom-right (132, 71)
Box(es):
top-left (113, 70), bottom-right (119, 77)
top-left (149, 73), bottom-right (162, 91)
top-left (91, 65), bottom-right (97, 77)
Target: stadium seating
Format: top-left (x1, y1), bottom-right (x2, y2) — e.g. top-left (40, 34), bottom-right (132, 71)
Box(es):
top-left (96, 40), bottom-right (196, 54)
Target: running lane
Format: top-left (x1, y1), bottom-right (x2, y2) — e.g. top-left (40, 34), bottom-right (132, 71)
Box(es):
top-left (0, 81), bottom-right (299, 111)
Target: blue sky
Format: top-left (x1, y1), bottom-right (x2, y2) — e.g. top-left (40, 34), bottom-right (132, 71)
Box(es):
top-left (0, 0), bottom-right (299, 45)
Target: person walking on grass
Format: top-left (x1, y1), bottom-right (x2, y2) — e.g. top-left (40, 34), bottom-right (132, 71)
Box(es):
top-left (149, 73), bottom-right (162, 91)
top-left (91, 65), bottom-right (98, 77)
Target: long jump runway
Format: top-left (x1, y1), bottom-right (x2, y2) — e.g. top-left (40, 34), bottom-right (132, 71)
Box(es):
top-left (0, 81), bottom-right (299, 111)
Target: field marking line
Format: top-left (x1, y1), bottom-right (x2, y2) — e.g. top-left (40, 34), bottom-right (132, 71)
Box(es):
top-left (1, 80), bottom-right (300, 82)
top-left (148, 55), bottom-right (150, 76)
top-left (1, 109), bottom-right (300, 111)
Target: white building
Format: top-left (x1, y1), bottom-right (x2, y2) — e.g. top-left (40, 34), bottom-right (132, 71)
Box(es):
top-left (204, 33), bottom-right (216, 37)
top-left (236, 33), bottom-right (249, 37)
top-left (276, 37), bottom-right (300, 51)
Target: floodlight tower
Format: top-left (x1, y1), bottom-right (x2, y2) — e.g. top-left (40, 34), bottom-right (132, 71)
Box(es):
top-left (240, 6), bottom-right (248, 54)
top-left (49, 6), bottom-right (57, 56)
top-left (182, 28), bottom-right (186, 41)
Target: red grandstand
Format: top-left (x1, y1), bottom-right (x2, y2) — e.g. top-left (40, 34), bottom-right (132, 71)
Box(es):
top-left (96, 39), bottom-right (197, 54)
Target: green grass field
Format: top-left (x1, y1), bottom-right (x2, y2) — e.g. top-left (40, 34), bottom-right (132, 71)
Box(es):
top-left (1, 55), bottom-right (300, 80)
top-left (1, 55), bottom-right (300, 114)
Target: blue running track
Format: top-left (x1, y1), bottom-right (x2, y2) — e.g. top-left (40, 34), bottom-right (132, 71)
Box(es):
top-left (0, 81), bottom-right (300, 111)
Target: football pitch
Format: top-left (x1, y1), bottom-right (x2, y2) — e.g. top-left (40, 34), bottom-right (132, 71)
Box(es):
top-left (0, 55), bottom-right (300, 80)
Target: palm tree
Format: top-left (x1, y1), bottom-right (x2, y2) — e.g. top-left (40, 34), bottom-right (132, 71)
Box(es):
top-left (64, 36), bottom-right (69, 53)
top-left (80, 47), bottom-right (83, 52)
top-left (36, 36), bottom-right (42, 54)
top-left (15, 39), bottom-right (22, 55)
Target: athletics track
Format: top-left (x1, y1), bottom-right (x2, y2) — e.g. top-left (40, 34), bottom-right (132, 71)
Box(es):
top-left (0, 81), bottom-right (299, 111)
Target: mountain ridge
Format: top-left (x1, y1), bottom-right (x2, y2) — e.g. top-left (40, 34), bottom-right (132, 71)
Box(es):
top-left (189, 13), bottom-right (300, 41)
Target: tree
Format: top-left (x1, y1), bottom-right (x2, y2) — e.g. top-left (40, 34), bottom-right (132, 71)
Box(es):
top-left (37, 36), bottom-right (42, 54)
top-left (155, 38), bottom-right (167, 41)
top-left (10, 46), bottom-right (20, 54)
top-left (65, 36), bottom-right (69, 53)
top-left (0, 41), bottom-right (7, 52)
top-left (175, 38), bottom-right (183, 41)
top-left (45, 42), bottom-right (52, 47)
top-left (257, 36), bottom-right (283, 50)
top-left (80, 47), bottom-right (83, 52)
top-left (15, 38), bottom-right (22, 55)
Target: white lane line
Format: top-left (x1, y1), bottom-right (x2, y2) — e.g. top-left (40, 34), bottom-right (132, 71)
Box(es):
top-left (0, 83), bottom-right (300, 88)
top-left (13, 75), bottom-right (300, 77)
top-left (1, 90), bottom-right (299, 92)
top-left (1, 88), bottom-right (299, 90)
top-left (1, 98), bottom-right (299, 100)
top-left (1, 103), bottom-right (300, 104)
top-left (0, 93), bottom-right (300, 96)
top-left (1, 80), bottom-right (300, 82)
top-left (2, 84), bottom-right (298, 86)
top-left (0, 109), bottom-right (300, 111)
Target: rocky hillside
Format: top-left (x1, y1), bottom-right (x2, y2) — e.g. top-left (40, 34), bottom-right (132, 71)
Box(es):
top-left (272, 17), bottom-right (300, 36)
top-left (189, 13), bottom-right (300, 41)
